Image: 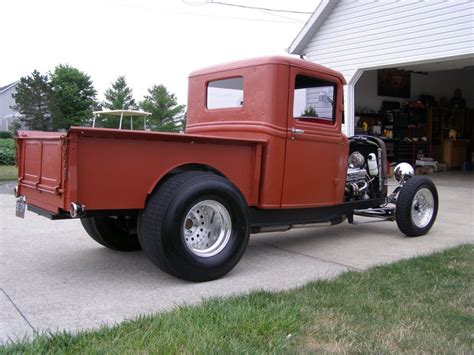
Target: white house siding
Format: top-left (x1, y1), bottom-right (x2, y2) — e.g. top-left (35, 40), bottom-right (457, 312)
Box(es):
top-left (306, 86), bottom-right (335, 119)
top-left (0, 84), bottom-right (19, 131)
top-left (298, 0), bottom-right (474, 135)
top-left (304, 0), bottom-right (474, 82)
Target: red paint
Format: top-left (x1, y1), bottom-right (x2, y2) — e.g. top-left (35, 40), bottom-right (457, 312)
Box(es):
top-left (16, 56), bottom-right (348, 215)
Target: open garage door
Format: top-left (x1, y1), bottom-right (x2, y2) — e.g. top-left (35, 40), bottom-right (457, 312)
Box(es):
top-left (353, 56), bottom-right (474, 173)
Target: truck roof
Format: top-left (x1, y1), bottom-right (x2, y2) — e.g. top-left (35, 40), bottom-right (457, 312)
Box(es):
top-left (189, 55), bottom-right (346, 84)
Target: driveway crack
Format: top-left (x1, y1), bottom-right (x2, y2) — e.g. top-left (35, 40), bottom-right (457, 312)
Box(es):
top-left (1, 288), bottom-right (36, 333)
top-left (254, 240), bottom-right (363, 271)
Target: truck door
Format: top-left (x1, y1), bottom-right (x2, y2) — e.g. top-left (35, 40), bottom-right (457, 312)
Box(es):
top-left (281, 67), bottom-right (348, 208)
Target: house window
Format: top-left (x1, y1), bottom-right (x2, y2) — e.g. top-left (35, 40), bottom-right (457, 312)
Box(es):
top-left (293, 75), bottom-right (336, 124)
top-left (207, 77), bottom-right (244, 109)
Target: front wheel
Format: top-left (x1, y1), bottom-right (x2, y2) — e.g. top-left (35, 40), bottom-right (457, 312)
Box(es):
top-left (396, 176), bottom-right (438, 237)
top-left (138, 172), bottom-right (250, 282)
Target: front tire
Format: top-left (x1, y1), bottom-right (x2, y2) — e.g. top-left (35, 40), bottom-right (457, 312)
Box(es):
top-left (396, 176), bottom-right (438, 237)
top-left (138, 172), bottom-right (250, 282)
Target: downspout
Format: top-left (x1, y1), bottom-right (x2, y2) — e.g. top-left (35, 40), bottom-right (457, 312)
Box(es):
top-left (345, 69), bottom-right (364, 137)
top-left (344, 84), bottom-right (354, 136)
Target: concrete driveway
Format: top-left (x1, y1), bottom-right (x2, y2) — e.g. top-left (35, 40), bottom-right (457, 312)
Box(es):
top-left (1, 172), bottom-right (473, 342)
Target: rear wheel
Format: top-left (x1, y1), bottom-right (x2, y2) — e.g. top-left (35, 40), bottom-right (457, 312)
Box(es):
top-left (396, 177), bottom-right (438, 237)
top-left (80, 216), bottom-right (141, 251)
top-left (138, 171), bottom-right (250, 282)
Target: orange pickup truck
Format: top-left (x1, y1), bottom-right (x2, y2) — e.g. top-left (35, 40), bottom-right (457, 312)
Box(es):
top-left (15, 56), bottom-right (438, 281)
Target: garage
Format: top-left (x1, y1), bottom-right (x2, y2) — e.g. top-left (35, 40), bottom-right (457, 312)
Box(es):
top-left (288, 0), bottom-right (474, 171)
top-left (354, 58), bottom-right (474, 171)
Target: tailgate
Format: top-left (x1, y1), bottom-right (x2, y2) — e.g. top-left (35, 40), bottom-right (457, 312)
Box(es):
top-left (16, 131), bottom-right (68, 214)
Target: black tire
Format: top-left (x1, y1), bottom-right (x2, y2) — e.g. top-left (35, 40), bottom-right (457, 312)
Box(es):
top-left (138, 171), bottom-right (250, 282)
top-left (396, 176), bottom-right (438, 237)
top-left (80, 216), bottom-right (141, 251)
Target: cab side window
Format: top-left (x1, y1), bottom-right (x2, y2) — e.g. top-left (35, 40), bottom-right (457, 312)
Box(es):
top-left (293, 75), bottom-right (336, 124)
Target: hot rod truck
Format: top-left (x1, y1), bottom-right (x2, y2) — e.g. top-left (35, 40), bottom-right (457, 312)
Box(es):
top-left (15, 56), bottom-right (438, 282)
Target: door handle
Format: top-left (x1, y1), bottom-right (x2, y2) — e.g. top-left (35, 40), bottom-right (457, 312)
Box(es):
top-left (291, 128), bottom-right (305, 134)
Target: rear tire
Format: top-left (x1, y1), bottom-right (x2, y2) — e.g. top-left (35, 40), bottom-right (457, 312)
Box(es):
top-left (138, 171), bottom-right (250, 282)
top-left (396, 176), bottom-right (438, 237)
top-left (80, 216), bottom-right (141, 251)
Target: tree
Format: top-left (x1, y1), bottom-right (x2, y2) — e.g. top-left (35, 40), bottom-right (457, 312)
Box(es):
top-left (12, 66), bottom-right (97, 131)
top-left (103, 76), bottom-right (137, 110)
top-left (302, 106), bottom-right (318, 117)
top-left (49, 64), bottom-right (98, 130)
top-left (12, 70), bottom-right (53, 130)
top-left (140, 84), bottom-right (186, 132)
top-left (9, 121), bottom-right (22, 136)
top-left (100, 76), bottom-right (137, 128)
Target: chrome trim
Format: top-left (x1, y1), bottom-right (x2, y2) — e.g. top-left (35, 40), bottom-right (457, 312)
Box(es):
top-left (183, 200), bottom-right (232, 258)
top-left (291, 128), bottom-right (305, 134)
top-left (70, 202), bottom-right (85, 218)
top-left (411, 188), bottom-right (435, 228)
top-left (394, 163), bottom-right (414, 183)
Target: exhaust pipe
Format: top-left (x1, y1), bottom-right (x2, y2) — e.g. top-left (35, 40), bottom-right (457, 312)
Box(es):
top-left (70, 202), bottom-right (85, 218)
top-left (252, 217), bottom-right (345, 234)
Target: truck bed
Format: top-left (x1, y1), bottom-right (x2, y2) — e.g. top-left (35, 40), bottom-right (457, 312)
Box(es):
top-left (16, 127), bottom-right (264, 217)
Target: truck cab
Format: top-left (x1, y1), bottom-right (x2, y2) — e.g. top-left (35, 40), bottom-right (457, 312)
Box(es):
top-left (186, 56), bottom-right (348, 209)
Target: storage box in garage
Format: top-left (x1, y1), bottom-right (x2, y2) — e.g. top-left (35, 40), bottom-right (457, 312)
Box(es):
top-left (416, 166), bottom-right (434, 175)
top-left (443, 140), bottom-right (468, 168)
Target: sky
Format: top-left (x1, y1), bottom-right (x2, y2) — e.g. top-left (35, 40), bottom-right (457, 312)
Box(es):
top-left (1, 0), bottom-right (318, 106)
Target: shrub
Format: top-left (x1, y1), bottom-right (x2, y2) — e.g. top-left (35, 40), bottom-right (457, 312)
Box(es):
top-left (0, 131), bottom-right (12, 139)
top-left (302, 106), bottom-right (318, 117)
top-left (0, 139), bottom-right (16, 165)
top-left (9, 121), bottom-right (22, 136)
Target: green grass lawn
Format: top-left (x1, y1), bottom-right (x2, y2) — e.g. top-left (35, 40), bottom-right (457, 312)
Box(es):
top-left (0, 165), bottom-right (17, 181)
top-left (2, 245), bottom-right (473, 353)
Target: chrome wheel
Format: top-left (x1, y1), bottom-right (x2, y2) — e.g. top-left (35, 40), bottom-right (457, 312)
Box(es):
top-left (411, 188), bottom-right (434, 228)
top-left (182, 200), bottom-right (232, 258)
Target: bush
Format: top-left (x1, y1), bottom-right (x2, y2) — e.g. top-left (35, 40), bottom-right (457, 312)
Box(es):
top-left (0, 138), bottom-right (16, 165)
top-left (0, 131), bottom-right (12, 139)
top-left (9, 121), bottom-right (22, 136)
top-left (302, 106), bottom-right (318, 117)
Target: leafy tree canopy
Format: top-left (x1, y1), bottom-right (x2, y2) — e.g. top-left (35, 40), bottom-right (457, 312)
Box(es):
top-left (140, 84), bottom-right (186, 132)
top-left (49, 64), bottom-right (98, 130)
top-left (12, 66), bottom-right (97, 131)
top-left (12, 70), bottom-right (53, 131)
top-left (12, 69), bottom-right (184, 133)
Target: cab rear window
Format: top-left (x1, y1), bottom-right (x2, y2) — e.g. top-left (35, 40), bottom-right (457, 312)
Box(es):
top-left (207, 77), bottom-right (244, 109)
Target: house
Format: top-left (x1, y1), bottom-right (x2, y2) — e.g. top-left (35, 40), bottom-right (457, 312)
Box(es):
top-left (288, 0), bottom-right (474, 168)
top-left (0, 81), bottom-right (20, 131)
